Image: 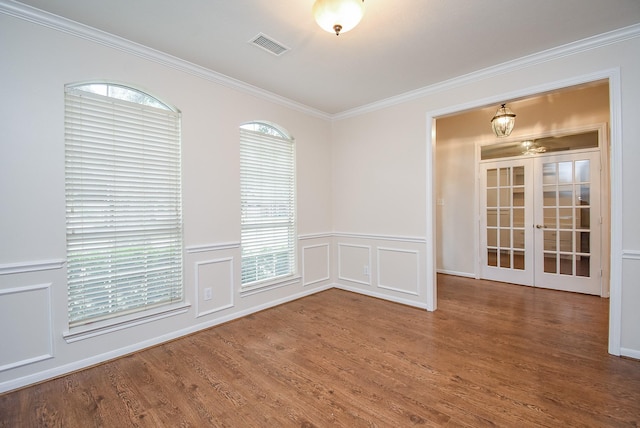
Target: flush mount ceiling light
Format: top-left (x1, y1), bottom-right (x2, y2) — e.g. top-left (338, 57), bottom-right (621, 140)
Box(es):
top-left (491, 104), bottom-right (516, 137)
top-left (313, 0), bottom-right (365, 36)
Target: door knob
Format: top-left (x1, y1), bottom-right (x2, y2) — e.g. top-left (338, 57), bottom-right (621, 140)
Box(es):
top-left (535, 224), bottom-right (546, 229)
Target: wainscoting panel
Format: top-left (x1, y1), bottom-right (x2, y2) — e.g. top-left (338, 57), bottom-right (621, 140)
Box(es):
top-left (620, 252), bottom-right (640, 359)
top-left (377, 247), bottom-right (420, 296)
top-left (338, 244), bottom-right (372, 286)
top-left (195, 258), bottom-right (234, 318)
top-left (0, 283), bottom-right (53, 371)
top-left (302, 244), bottom-right (330, 286)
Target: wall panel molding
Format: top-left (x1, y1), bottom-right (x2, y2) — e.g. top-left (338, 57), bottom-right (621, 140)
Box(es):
top-left (194, 257), bottom-right (234, 318)
top-left (377, 247), bottom-right (420, 296)
top-left (0, 283), bottom-right (53, 372)
top-left (338, 243), bottom-right (372, 286)
top-left (302, 244), bottom-right (330, 286)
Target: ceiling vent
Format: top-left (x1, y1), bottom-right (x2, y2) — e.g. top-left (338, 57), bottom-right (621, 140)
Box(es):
top-left (249, 33), bottom-right (290, 56)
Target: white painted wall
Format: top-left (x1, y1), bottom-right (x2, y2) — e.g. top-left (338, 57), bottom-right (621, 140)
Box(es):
top-left (435, 83), bottom-right (611, 277)
top-left (332, 34), bottom-right (640, 357)
top-left (0, 13), bottom-right (334, 392)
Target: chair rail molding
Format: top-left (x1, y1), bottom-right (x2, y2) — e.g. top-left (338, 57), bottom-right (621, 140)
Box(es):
top-left (0, 259), bottom-right (66, 275)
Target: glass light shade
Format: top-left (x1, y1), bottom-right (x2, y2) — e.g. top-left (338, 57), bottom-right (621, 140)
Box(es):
top-left (313, 0), bottom-right (364, 35)
top-left (491, 104), bottom-right (516, 137)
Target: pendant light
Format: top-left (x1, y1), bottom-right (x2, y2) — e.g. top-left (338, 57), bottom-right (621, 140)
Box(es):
top-left (491, 104), bottom-right (516, 137)
top-left (313, 0), bottom-right (365, 36)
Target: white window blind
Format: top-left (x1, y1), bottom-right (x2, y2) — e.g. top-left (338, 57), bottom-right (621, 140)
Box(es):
top-left (65, 85), bottom-right (183, 327)
top-left (240, 126), bottom-right (296, 286)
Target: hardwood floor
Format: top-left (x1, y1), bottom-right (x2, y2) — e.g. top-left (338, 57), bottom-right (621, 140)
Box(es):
top-left (1, 275), bottom-right (639, 427)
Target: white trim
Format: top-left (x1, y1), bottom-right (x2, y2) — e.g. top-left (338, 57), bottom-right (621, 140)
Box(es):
top-left (474, 140), bottom-right (481, 280)
top-left (0, 1), bottom-right (331, 121)
top-left (185, 242), bottom-right (240, 253)
top-left (333, 232), bottom-right (426, 244)
top-left (620, 347), bottom-right (640, 360)
top-left (426, 68), bottom-right (624, 356)
top-left (63, 303), bottom-right (191, 343)
top-left (334, 283), bottom-right (429, 310)
top-left (622, 250), bottom-right (640, 260)
top-left (194, 257), bottom-right (235, 318)
top-left (0, 283), bottom-right (54, 372)
top-left (436, 269), bottom-right (476, 279)
top-left (608, 69), bottom-right (623, 356)
top-left (302, 244), bottom-right (331, 287)
top-left (239, 276), bottom-right (302, 297)
top-left (298, 233), bottom-right (333, 240)
top-left (337, 243), bottom-right (372, 286)
top-left (0, 259), bottom-right (65, 275)
top-left (335, 24), bottom-right (640, 120)
top-left (426, 116), bottom-right (437, 311)
top-left (376, 247), bottom-right (420, 296)
top-left (0, 354), bottom-right (54, 373)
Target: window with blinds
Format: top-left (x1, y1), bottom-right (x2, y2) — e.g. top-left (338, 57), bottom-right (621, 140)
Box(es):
top-left (240, 123), bottom-right (296, 286)
top-left (65, 83), bottom-right (183, 327)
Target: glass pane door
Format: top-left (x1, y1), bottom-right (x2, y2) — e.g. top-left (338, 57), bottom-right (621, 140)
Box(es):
top-left (480, 151), bottom-right (600, 294)
top-left (480, 160), bottom-right (534, 286)
top-left (534, 151), bottom-right (601, 295)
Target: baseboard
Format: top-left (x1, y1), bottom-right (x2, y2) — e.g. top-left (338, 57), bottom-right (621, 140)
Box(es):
top-left (436, 269), bottom-right (476, 278)
top-left (333, 283), bottom-right (429, 310)
top-left (620, 347), bottom-right (640, 360)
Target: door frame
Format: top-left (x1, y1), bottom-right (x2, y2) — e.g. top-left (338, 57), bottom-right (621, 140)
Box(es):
top-left (475, 124), bottom-right (609, 296)
top-left (425, 69), bottom-right (622, 355)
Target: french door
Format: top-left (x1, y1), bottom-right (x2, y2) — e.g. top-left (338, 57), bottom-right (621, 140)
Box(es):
top-left (480, 150), bottom-right (601, 295)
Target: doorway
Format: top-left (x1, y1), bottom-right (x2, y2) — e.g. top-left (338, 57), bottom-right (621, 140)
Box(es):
top-left (428, 76), bottom-right (621, 355)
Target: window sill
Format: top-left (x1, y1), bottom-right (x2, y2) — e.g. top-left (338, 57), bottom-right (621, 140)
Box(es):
top-left (240, 275), bottom-right (301, 297)
top-left (63, 302), bottom-right (191, 343)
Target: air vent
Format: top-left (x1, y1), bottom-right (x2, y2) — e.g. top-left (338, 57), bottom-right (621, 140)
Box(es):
top-left (249, 33), bottom-right (290, 56)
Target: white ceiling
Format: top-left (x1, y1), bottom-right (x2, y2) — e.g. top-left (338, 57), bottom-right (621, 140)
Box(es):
top-left (12, 0), bottom-right (640, 114)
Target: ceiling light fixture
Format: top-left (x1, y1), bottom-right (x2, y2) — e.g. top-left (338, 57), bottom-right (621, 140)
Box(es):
top-left (491, 104), bottom-right (516, 137)
top-left (313, 0), bottom-right (365, 36)
top-left (521, 140), bottom-right (547, 155)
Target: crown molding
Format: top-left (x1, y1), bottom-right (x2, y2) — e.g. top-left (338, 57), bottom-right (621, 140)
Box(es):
top-left (333, 23), bottom-right (640, 120)
top-left (0, 0), bottom-right (332, 121)
top-left (3, 1), bottom-right (639, 122)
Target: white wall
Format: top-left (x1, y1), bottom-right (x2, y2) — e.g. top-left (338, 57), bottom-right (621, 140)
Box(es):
top-left (0, 13), bottom-right (334, 392)
top-left (331, 33), bottom-right (640, 357)
top-left (435, 83), bottom-right (610, 277)
top-left (330, 106), bottom-right (430, 308)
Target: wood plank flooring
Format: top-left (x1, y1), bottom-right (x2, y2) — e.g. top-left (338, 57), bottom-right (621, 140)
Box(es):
top-left (2, 274), bottom-right (639, 427)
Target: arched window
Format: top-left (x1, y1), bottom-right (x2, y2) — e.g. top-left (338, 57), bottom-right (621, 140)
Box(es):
top-left (240, 121), bottom-right (296, 286)
top-left (65, 83), bottom-right (183, 328)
